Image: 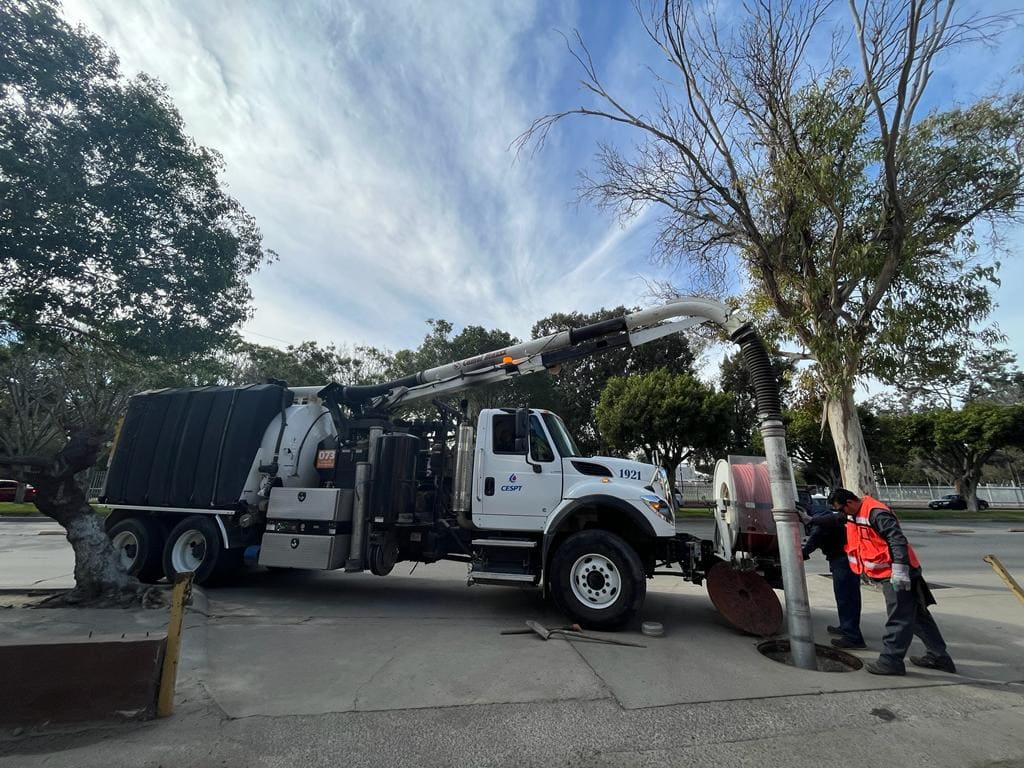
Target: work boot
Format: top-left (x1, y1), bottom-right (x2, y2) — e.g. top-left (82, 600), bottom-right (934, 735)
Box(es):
top-left (826, 625), bottom-right (842, 636)
top-left (910, 654), bottom-right (957, 674)
top-left (831, 637), bottom-right (867, 650)
top-left (864, 660), bottom-right (906, 676)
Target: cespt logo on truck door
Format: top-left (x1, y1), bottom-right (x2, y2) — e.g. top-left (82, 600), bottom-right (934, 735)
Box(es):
top-left (501, 473), bottom-right (523, 492)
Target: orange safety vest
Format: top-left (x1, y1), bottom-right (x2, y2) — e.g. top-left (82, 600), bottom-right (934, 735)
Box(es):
top-left (844, 495), bottom-right (920, 579)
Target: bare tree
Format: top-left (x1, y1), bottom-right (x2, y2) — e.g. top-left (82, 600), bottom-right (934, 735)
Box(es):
top-left (0, 345), bottom-right (162, 604)
top-left (517, 0), bottom-right (1024, 494)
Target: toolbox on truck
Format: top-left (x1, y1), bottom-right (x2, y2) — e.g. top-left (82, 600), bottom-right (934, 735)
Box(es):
top-left (265, 487), bottom-right (354, 522)
top-left (258, 488), bottom-right (354, 570)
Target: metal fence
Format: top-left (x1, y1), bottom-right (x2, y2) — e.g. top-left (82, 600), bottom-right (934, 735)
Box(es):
top-left (678, 480), bottom-right (1024, 507)
top-left (86, 469), bottom-right (107, 502)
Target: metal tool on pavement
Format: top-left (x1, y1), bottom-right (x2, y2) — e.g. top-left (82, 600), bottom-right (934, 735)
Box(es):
top-left (500, 623), bottom-right (582, 635)
top-left (524, 620), bottom-right (646, 648)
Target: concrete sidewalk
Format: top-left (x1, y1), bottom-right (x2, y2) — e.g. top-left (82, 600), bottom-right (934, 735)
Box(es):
top-left (1, 518), bottom-right (1022, 767)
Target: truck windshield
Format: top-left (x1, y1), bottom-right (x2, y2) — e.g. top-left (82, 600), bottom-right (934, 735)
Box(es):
top-left (542, 413), bottom-right (581, 458)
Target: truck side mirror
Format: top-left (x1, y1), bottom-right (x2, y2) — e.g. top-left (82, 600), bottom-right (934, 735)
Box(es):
top-left (513, 408), bottom-right (529, 454)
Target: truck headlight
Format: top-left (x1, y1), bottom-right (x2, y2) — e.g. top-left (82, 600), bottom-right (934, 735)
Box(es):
top-left (640, 494), bottom-right (674, 524)
top-left (651, 467), bottom-right (677, 513)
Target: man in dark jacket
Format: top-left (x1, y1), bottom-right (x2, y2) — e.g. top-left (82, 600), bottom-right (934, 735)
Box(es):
top-left (803, 506), bottom-right (865, 650)
top-left (828, 488), bottom-right (956, 676)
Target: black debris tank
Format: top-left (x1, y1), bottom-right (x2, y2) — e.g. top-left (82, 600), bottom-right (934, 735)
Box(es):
top-left (372, 433), bottom-right (421, 524)
top-left (146, 389), bottom-right (193, 506)
top-left (101, 384), bottom-right (292, 509)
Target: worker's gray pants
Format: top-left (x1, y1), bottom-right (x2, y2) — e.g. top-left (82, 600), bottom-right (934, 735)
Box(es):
top-left (879, 577), bottom-right (949, 671)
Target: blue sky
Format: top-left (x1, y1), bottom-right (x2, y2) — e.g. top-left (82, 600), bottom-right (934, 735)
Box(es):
top-left (60, 0), bottom-right (1024, 378)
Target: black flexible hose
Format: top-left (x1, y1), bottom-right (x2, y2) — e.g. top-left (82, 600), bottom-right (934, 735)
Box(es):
top-left (330, 373), bottom-right (424, 404)
top-left (729, 323), bottom-right (783, 421)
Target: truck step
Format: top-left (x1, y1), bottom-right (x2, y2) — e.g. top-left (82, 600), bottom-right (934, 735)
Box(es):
top-left (467, 571), bottom-right (538, 585)
top-left (471, 538), bottom-right (537, 549)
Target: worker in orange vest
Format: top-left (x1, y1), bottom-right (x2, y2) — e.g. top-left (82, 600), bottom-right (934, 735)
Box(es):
top-left (827, 488), bottom-right (956, 676)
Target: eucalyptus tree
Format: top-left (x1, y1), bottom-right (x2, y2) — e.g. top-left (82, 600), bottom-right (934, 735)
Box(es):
top-left (518, 0), bottom-right (1024, 494)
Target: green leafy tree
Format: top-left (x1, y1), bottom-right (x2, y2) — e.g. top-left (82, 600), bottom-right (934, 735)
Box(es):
top-left (897, 403), bottom-right (1024, 511)
top-left (0, 0), bottom-right (269, 353)
top-left (594, 368), bottom-right (733, 480)
top-left (518, 0), bottom-right (1024, 496)
top-left (222, 340), bottom-right (385, 388)
top-left (532, 307), bottom-right (696, 455)
top-left (0, 1), bottom-right (272, 604)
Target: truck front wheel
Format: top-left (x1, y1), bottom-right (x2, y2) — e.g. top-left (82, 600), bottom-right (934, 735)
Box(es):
top-left (549, 530), bottom-right (646, 630)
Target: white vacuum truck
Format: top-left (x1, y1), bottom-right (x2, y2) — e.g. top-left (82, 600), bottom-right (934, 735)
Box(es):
top-left (101, 298), bottom-right (804, 633)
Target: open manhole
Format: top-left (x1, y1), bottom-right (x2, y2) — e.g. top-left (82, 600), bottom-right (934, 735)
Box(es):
top-left (757, 639), bottom-right (863, 672)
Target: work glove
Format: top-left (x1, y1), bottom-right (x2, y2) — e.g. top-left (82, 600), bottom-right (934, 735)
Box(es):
top-left (890, 563), bottom-right (912, 592)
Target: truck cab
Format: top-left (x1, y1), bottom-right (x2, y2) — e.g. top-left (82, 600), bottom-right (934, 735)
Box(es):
top-left (472, 408), bottom-right (676, 538)
top-left (462, 408), bottom-right (684, 628)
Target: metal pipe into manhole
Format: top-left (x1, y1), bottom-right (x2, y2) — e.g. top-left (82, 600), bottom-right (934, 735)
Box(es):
top-left (757, 640), bottom-right (863, 673)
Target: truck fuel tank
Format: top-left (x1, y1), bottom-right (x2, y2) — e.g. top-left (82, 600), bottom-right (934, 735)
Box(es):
top-left (372, 433), bottom-right (421, 524)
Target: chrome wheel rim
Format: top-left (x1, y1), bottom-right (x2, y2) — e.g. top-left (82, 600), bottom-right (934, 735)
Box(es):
top-left (570, 553), bottom-right (622, 609)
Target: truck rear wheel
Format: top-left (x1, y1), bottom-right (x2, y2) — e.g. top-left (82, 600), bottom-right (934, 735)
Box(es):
top-left (108, 517), bottom-right (164, 583)
top-left (549, 530), bottom-right (646, 630)
top-left (162, 515), bottom-right (230, 586)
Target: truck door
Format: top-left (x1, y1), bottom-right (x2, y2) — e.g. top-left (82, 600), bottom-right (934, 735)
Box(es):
top-left (474, 412), bottom-right (563, 531)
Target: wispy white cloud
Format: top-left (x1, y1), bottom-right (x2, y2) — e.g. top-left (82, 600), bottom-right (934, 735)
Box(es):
top-left (60, 0), bottom-right (660, 354)
top-left (59, 0), bottom-right (1024, 379)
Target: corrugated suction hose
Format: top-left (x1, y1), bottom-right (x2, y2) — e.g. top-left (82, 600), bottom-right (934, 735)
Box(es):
top-left (729, 323), bottom-right (783, 421)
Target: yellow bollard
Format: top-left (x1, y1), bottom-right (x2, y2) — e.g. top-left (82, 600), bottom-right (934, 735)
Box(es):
top-left (983, 555), bottom-right (1024, 607)
top-left (157, 572), bottom-right (193, 717)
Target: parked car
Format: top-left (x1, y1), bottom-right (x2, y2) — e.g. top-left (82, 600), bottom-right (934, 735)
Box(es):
top-left (0, 479), bottom-right (37, 503)
top-left (928, 493), bottom-right (989, 511)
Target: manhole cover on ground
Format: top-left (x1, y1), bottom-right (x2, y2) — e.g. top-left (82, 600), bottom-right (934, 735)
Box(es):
top-left (757, 639), bottom-right (863, 672)
top-left (706, 562), bottom-right (783, 637)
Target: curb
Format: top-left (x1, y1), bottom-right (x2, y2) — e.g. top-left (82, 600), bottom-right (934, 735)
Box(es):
top-left (0, 517), bottom-right (54, 523)
top-left (0, 585), bottom-right (210, 610)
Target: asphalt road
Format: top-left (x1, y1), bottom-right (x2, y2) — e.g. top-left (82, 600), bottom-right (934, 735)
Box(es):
top-left (1, 517), bottom-right (1022, 767)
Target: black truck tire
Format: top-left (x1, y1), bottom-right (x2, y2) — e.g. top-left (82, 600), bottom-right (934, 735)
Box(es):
top-left (549, 529), bottom-right (646, 630)
top-left (162, 515), bottom-right (231, 586)
top-left (108, 516), bottom-right (165, 583)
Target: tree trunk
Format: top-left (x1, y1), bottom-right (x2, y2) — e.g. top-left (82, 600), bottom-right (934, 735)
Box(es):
top-left (14, 428), bottom-right (149, 606)
top-left (14, 481), bottom-right (27, 503)
top-left (960, 460), bottom-right (984, 513)
top-left (825, 385), bottom-right (877, 496)
top-left (965, 485), bottom-right (979, 513)
top-left (34, 471), bottom-right (142, 604)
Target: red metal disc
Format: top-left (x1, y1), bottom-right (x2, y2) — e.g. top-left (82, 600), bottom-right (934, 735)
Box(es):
top-left (706, 561), bottom-right (784, 637)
